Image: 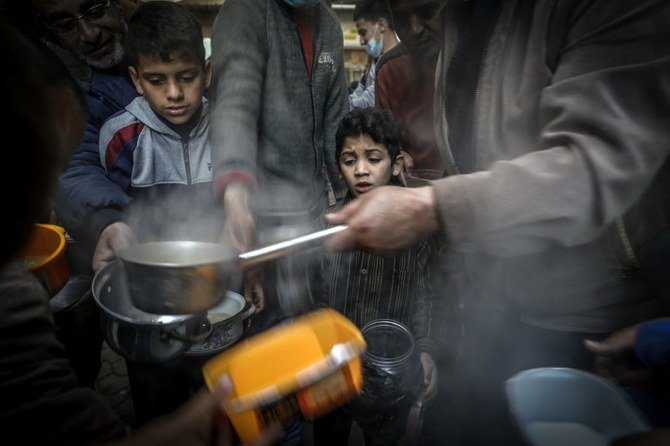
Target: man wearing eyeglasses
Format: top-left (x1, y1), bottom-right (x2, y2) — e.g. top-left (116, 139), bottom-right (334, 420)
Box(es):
top-left (30, 0), bottom-right (141, 274)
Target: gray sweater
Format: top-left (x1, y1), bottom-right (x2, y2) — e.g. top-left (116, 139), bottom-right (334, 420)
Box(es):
top-left (432, 0), bottom-right (670, 332)
top-left (209, 0), bottom-right (348, 219)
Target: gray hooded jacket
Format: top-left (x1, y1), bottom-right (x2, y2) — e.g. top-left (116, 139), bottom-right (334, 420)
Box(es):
top-left (433, 0), bottom-right (670, 332)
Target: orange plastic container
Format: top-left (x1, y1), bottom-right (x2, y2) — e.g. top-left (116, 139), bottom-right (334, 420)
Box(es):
top-left (202, 309), bottom-right (366, 445)
top-left (17, 224), bottom-right (69, 296)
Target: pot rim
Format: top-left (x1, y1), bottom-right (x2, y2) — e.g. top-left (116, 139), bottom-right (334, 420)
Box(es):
top-left (92, 260), bottom-right (200, 325)
top-left (117, 240), bottom-right (236, 267)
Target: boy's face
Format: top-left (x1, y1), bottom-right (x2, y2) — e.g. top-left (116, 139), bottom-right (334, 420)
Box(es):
top-left (129, 53), bottom-right (211, 126)
top-left (339, 135), bottom-right (401, 197)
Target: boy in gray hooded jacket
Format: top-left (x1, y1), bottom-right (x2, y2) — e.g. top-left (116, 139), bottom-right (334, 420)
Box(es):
top-left (97, 0), bottom-right (218, 425)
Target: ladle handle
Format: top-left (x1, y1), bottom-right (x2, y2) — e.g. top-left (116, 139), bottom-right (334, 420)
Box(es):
top-left (238, 225), bottom-right (347, 268)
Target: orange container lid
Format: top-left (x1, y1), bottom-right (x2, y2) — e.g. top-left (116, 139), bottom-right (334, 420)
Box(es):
top-left (203, 309), bottom-right (366, 413)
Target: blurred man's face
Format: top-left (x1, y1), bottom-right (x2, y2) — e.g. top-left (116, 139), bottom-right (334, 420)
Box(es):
top-left (32, 0), bottom-right (125, 70)
top-left (388, 0), bottom-right (445, 65)
top-left (355, 18), bottom-right (378, 47)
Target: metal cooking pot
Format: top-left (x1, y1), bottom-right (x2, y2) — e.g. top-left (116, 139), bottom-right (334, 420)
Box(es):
top-left (92, 260), bottom-right (212, 363)
top-left (185, 291), bottom-right (256, 356)
top-left (117, 225), bottom-right (346, 315)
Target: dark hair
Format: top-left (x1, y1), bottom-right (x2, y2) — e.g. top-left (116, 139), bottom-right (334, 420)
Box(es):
top-left (353, 0), bottom-right (394, 30)
top-left (335, 107), bottom-right (401, 161)
top-left (125, 1), bottom-right (204, 68)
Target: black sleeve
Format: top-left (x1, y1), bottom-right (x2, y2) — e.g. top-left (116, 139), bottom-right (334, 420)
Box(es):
top-left (0, 261), bottom-right (129, 445)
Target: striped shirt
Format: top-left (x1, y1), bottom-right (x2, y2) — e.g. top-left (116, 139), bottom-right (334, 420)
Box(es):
top-left (315, 195), bottom-right (439, 356)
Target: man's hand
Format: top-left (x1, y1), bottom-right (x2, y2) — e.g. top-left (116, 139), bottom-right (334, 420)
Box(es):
top-left (584, 323), bottom-right (652, 388)
top-left (222, 183), bottom-right (264, 313)
top-left (325, 186), bottom-right (439, 254)
top-left (222, 183), bottom-right (255, 252)
top-left (92, 222), bottom-right (135, 273)
top-left (111, 380), bottom-right (283, 446)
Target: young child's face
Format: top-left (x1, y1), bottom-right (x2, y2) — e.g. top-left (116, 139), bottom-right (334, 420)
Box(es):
top-left (339, 135), bottom-right (401, 197)
top-left (129, 53), bottom-right (211, 125)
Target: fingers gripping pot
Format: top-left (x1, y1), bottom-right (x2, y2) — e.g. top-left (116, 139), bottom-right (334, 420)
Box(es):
top-left (117, 226), bottom-right (347, 315)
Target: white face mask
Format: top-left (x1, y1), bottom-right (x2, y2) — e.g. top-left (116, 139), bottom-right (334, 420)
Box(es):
top-left (282, 0), bottom-right (320, 8)
top-left (365, 24), bottom-right (383, 58)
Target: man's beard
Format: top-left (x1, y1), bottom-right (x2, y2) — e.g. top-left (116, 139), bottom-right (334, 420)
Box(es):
top-left (81, 36), bottom-right (125, 70)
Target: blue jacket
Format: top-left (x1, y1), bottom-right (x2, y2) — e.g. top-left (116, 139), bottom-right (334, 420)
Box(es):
top-left (53, 52), bottom-right (137, 249)
top-left (636, 320), bottom-right (670, 367)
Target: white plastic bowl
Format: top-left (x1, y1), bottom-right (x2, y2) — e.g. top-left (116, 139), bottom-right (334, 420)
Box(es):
top-left (505, 367), bottom-right (650, 446)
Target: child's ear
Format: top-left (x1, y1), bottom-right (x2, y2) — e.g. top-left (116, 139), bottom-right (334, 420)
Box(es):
top-left (392, 153), bottom-right (404, 177)
top-left (128, 66), bottom-right (144, 96)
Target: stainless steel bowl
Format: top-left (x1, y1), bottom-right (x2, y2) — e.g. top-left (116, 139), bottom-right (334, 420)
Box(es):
top-left (92, 260), bottom-right (211, 363)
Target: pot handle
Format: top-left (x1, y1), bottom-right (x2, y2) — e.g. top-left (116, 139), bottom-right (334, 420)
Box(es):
top-left (238, 225), bottom-right (347, 268)
top-left (169, 318), bottom-right (213, 343)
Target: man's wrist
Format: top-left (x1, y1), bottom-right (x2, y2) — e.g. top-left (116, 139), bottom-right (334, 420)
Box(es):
top-left (415, 186), bottom-right (440, 236)
top-left (223, 182), bottom-right (251, 211)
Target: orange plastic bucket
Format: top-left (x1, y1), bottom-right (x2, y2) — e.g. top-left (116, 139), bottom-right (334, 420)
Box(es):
top-left (202, 309), bottom-right (366, 445)
top-left (17, 224), bottom-right (69, 296)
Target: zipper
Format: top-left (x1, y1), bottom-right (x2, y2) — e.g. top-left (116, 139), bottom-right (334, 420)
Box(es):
top-left (616, 217), bottom-right (640, 269)
top-left (297, 9), bottom-right (321, 209)
top-left (181, 137), bottom-right (192, 185)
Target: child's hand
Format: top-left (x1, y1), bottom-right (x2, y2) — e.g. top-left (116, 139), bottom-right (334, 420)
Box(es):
top-left (92, 222), bottom-right (136, 273)
top-left (398, 148), bottom-right (414, 180)
top-left (244, 279), bottom-right (265, 314)
top-left (418, 352), bottom-right (438, 404)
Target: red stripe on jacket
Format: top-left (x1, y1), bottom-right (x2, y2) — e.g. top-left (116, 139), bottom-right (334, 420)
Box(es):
top-left (105, 122), bottom-right (145, 171)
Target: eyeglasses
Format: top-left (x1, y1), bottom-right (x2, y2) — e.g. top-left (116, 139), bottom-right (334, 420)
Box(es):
top-left (43, 1), bottom-right (112, 35)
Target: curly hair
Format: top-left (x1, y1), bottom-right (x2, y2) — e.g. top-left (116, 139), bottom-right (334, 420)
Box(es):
top-left (335, 107), bottom-right (401, 162)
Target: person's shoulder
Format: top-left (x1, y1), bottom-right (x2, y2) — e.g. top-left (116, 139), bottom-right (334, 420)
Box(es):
top-left (99, 100), bottom-right (146, 147)
top-left (319, 2), bottom-right (342, 27)
top-left (376, 43), bottom-right (410, 73)
top-left (89, 70), bottom-right (134, 97)
top-left (0, 261), bottom-right (48, 305)
top-left (221, 0), bottom-right (267, 14)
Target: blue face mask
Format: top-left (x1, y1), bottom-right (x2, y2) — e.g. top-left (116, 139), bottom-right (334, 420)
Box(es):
top-left (282, 0), bottom-right (320, 8)
top-left (365, 25), bottom-right (383, 58)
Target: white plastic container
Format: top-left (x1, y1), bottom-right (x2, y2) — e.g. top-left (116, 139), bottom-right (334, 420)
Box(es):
top-left (505, 367), bottom-right (650, 446)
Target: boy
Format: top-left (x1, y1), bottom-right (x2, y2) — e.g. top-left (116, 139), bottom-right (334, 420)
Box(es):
top-left (313, 107), bottom-right (440, 445)
top-left (97, 0), bottom-right (217, 425)
top-left (99, 0), bottom-right (216, 246)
